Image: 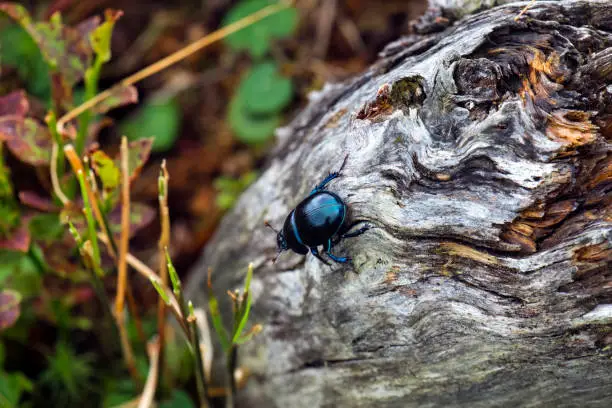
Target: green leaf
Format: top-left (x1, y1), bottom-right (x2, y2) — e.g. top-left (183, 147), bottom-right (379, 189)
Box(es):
top-left (0, 250), bottom-right (31, 286)
top-left (228, 95), bottom-right (281, 144)
top-left (0, 202), bottom-right (20, 238)
top-left (223, 0), bottom-right (298, 58)
top-left (102, 378), bottom-right (136, 408)
top-left (0, 23), bottom-right (51, 100)
top-left (0, 290), bottom-right (21, 331)
top-left (0, 3), bottom-right (100, 86)
top-left (28, 213), bottom-right (64, 242)
top-left (89, 9), bottom-right (123, 63)
top-left (0, 247), bottom-right (43, 298)
top-left (208, 291), bottom-right (230, 352)
top-left (120, 98), bottom-right (181, 152)
top-left (159, 390), bottom-right (195, 408)
top-left (150, 278), bottom-right (170, 305)
top-left (91, 150), bottom-right (120, 191)
top-left (166, 249), bottom-right (181, 295)
top-left (239, 61), bottom-right (293, 114)
top-left (232, 263), bottom-right (254, 344)
top-left (0, 370), bottom-right (33, 407)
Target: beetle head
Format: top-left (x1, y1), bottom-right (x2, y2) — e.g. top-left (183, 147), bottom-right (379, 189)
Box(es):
top-left (265, 221), bottom-right (286, 262)
top-left (276, 231), bottom-right (288, 252)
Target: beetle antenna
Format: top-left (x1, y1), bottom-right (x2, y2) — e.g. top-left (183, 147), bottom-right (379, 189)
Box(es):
top-left (264, 221), bottom-right (279, 233)
top-left (273, 250), bottom-right (283, 263)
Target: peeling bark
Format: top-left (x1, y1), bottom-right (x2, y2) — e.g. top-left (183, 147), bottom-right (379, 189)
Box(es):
top-left (186, 1), bottom-right (612, 406)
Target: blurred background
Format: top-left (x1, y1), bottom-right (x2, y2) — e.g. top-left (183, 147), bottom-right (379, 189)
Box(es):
top-left (0, 1), bottom-right (427, 406)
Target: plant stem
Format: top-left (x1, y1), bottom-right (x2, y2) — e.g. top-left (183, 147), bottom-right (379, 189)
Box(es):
top-left (156, 161), bottom-right (171, 390)
top-left (77, 170), bottom-right (102, 273)
top-left (188, 310), bottom-right (210, 408)
top-left (76, 57), bottom-right (103, 155)
top-left (116, 137), bottom-right (130, 315)
top-left (226, 345), bottom-right (237, 408)
top-left (46, 111), bottom-right (65, 180)
top-left (115, 136), bottom-right (141, 386)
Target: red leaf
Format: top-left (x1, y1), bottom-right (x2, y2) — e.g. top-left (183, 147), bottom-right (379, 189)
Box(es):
top-left (0, 90), bottom-right (29, 117)
top-left (114, 138), bottom-right (154, 182)
top-left (0, 224), bottom-right (30, 252)
top-left (0, 91), bottom-right (52, 166)
top-left (93, 85), bottom-right (138, 114)
top-left (3, 118), bottom-right (52, 166)
top-left (0, 290), bottom-right (21, 331)
top-left (19, 190), bottom-right (59, 212)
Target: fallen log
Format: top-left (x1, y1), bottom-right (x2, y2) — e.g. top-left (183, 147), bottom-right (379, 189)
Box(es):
top-left (186, 1), bottom-right (612, 406)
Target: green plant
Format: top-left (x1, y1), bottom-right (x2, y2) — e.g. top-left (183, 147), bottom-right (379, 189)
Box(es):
top-left (0, 1), bottom-right (283, 406)
top-left (214, 171), bottom-right (258, 209)
top-left (223, 1), bottom-right (298, 144)
top-left (37, 341), bottom-right (96, 407)
top-left (0, 22), bottom-right (51, 101)
top-left (228, 61), bottom-right (294, 144)
top-left (223, 0), bottom-right (298, 58)
top-left (119, 97), bottom-right (181, 152)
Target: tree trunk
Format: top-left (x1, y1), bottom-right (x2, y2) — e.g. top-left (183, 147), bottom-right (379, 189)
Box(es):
top-left (185, 1), bottom-right (612, 406)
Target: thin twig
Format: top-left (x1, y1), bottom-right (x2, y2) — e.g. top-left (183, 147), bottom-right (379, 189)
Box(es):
top-left (50, 142), bottom-right (70, 205)
top-left (192, 307), bottom-right (213, 385)
top-left (114, 136), bottom-right (140, 385)
top-left (187, 304), bottom-right (209, 408)
top-left (46, 111), bottom-right (70, 205)
top-left (116, 137), bottom-right (130, 315)
top-left (56, 1), bottom-right (291, 137)
top-left (156, 160), bottom-right (171, 387)
top-left (137, 337), bottom-right (160, 408)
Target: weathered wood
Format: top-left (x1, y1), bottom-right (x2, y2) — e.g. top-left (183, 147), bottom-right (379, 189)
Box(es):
top-left (186, 1), bottom-right (612, 406)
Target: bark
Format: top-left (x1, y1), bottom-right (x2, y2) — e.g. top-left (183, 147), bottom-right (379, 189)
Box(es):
top-left (185, 1), bottom-right (612, 407)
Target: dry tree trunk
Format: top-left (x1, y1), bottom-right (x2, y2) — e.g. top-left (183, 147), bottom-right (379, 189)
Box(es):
top-left (185, 1), bottom-right (612, 406)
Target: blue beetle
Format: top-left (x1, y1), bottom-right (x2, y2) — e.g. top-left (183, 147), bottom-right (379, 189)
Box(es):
top-left (266, 155), bottom-right (371, 265)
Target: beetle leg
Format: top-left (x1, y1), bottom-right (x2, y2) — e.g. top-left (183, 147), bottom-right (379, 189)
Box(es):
top-left (310, 172), bottom-right (341, 195)
top-left (333, 222), bottom-right (372, 245)
top-left (309, 154), bottom-right (350, 195)
top-left (325, 239), bottom-right (349, 264)
top-left (310, 247), bottom-right (331, 265)
top-left (341, 223), bottom-right (372, 239)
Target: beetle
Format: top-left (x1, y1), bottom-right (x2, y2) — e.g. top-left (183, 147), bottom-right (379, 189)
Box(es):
top-left (266, 155), bottom-right (371, 265)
